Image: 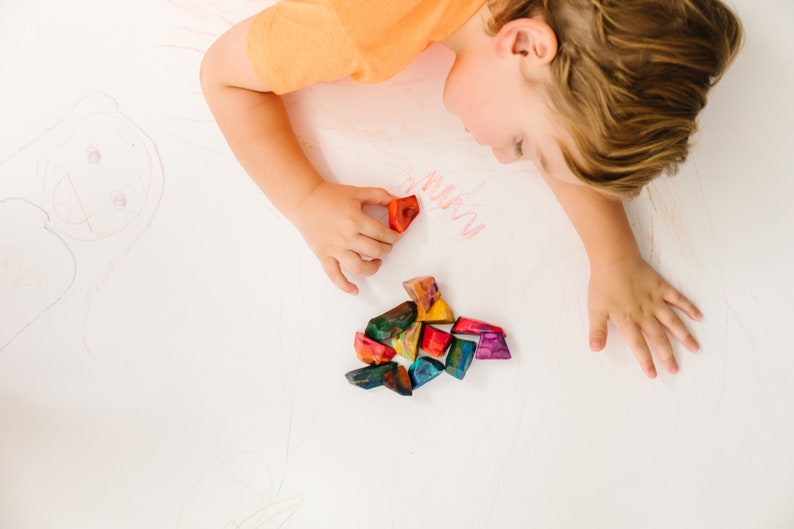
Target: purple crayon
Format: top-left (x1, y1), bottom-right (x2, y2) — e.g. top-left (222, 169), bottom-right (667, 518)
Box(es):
top-left (475, 332), bottom-right (512, 360)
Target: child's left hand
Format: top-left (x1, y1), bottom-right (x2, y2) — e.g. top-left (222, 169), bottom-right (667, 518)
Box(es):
top-left (586, 255), bottom-right (702, 378)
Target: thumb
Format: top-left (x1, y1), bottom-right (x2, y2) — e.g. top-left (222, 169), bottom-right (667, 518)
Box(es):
top-left (588, 310), bottom-right (608, 352)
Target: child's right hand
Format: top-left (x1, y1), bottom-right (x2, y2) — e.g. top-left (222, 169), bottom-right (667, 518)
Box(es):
top-left (290, 181), bottom-right (402, 295)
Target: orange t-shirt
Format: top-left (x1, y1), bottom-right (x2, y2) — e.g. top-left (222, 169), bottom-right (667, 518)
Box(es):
top-left (246, 0), bottom-right (486, 94)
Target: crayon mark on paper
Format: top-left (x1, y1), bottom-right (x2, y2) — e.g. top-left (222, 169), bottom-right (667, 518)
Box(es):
top-left (398, 170), bottom-right (486, 239)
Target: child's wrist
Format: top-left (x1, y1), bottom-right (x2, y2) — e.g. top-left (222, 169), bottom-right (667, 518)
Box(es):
top-left (587, 245), bottom-right (643, 274)
top-left (281, 180), bottom-right (325, 224)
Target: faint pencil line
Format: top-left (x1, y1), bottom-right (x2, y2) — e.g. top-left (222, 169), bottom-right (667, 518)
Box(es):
top-left (154, 126), bottom-right (232, 158)
top-left (0, 199), bottom-right (77, 352)
top-left (176, 25), bottom-right (219, 38)
top-left (157, 43), bottom-right (207, 54)
top-left (694, 173), bottom-right (729, 411)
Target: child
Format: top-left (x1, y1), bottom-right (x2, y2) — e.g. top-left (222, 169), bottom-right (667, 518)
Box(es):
top-left (199, 0), bottom-right (743, 378)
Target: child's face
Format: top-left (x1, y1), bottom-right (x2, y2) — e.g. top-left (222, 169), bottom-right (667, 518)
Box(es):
top-left (442, 44), bottom-right (582, 186)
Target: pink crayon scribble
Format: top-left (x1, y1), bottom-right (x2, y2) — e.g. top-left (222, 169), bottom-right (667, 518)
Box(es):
top-left (399, 171), bottom-right (486, 239)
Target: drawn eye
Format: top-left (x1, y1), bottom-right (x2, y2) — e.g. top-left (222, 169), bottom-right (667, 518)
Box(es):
top-left (86, 145), bottom-right (102, 164)
top-left (112, 191), bottom-right (127, 209)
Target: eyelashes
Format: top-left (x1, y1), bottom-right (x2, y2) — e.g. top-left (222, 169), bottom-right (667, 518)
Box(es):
top-left (513, 140), bottom-right (524, 157)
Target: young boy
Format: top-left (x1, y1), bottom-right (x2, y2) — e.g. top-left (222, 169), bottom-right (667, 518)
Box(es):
top-left (199, 0), bottom-right (743, 378)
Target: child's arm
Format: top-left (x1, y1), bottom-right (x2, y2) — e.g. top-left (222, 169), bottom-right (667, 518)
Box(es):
top-left (542, 173), bottom-right (702, 378)
top-left (200, 17), bottom-right (402, 295)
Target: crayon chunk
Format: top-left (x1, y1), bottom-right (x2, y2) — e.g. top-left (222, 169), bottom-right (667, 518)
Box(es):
top-left (445, 338), bottom-right (476, 380)
top-left (420, 325), bottom-right (454, 358)
top-left (345, 362), bottom-right (398, 389)
top-left (408, 357), bottom-right (445, 389)
top-left (382, 364), bottom-right (413, 396)
top-left (451, 316), bottom-right (505, 336)
top-left (402, 276), bottom-right (440, 312)
top-left (354, 332), bottom-right (397, 365)
top-left (416, 297), bottom-right (455, 324)
top-left (365, 301), bottom-right (418, 341)
top-left (391, 321), bottom-right (422, 361)
top-left (475, 332), bottom-right (512, 360)
top-left (388, 195), bottom-right (420, 233)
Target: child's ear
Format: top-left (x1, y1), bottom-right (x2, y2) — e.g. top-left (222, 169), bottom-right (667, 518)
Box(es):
top-left (493, 18), bottom-right (558, 65)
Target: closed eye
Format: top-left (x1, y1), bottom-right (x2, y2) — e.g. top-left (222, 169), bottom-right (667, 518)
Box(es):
top-left (513, 140), bottom-right (524, 158)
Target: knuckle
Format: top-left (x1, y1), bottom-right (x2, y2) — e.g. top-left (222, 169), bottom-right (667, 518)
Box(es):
top-left (624, 334), bottom-right (648, 355)
top-left (360, 260), bottom-right (380, 276)
top-left (656, 342), bottom-right (677, 361)
top-left (379, 229), bottom-right (397, 244)
top-left (359, 266), bottom-right (378, 277)
top-left (590, 329), bottom-right (606, 339)
top-left (629, 337), bottom-right (648, 352)
top-left (374, 242), bottom-right (392, 257)
top-left (650, 335), bottom-right (672, 354)
top-left (617, 310), bottom-right (639, 326)
top-left (382, 228), bottom-right (397, 241)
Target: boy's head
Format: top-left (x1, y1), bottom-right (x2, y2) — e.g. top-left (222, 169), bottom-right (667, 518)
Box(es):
top-left (482, 0), bottom-right (744, 197)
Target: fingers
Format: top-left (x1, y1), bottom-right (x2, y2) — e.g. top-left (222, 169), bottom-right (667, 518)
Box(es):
top-left (641, 320), bottom-right (678, 375)
top-left (358, 216), bottom-right (401, 246)
top-left (356, 187), bottom-right (407, 244)
top-left (337, 214), bottom-right (398, 258)
top-left (618, 322), bottom-right (658, 379)
top-left (358, 186), bottom-right (400, 207)
top-left (322, 247), bottom-right (385, 292)
top-left (321, 258), bottom-right (358, 296)
top-left (618, 312), bottom-right (695, 377)
top-left (591, 307), bottom-right (672, 377)
top-left (587, 260), bottom-right (703, 379)
top-left (305, 184), bottom-right (409, 297)
top-left (339, 251), bottom-right (383, 278)
top-left (664, 288), bottom-right (702, 322)
top-left (657, 306), bottom-right (700, 353)
top-left (349, 234), bottom-right (396, 262)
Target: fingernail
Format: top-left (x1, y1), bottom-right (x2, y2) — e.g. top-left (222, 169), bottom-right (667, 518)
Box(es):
top-left (647, 366), bottom-right (658, 379)
top-left (590, 340), bottom-right (603, 350)
top-left (669, 363), bottom-right (679, 374)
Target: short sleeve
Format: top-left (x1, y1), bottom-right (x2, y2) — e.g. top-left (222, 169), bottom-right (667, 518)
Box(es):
top-left (246, 0), bottom-right (485, 94)
top-left (246, 0), bottom-right (361, 94)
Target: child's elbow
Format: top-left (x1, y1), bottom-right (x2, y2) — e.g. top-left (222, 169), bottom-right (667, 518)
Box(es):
top-left (198, 44), bottom-right (219, 95)
top-left (198, 17), bottom-right (273, 96)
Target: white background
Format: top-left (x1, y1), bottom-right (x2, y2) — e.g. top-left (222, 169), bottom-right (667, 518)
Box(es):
top-left (1, 1), bottom-right (792, 528)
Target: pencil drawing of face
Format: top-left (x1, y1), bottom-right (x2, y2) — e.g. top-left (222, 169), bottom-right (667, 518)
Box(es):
top-left (0, 92), bottom-right (164, 354)
top-left (39, 112), bottom-right (155, 241)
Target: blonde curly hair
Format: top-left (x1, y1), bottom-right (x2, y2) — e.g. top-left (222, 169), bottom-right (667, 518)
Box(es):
top-left (487, 0), bottom-right (743, 197)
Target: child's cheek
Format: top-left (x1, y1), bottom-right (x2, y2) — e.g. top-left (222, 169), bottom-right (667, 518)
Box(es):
top-left (490, 146), bottom-right (513, 164)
